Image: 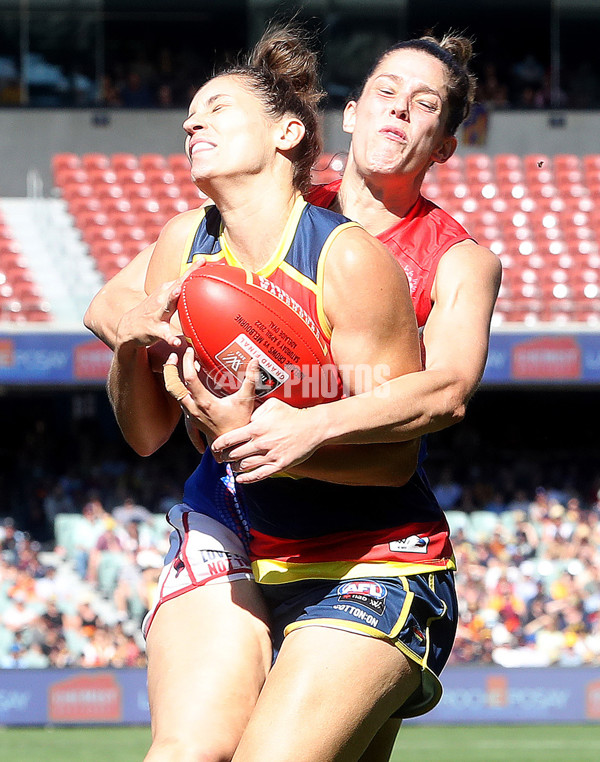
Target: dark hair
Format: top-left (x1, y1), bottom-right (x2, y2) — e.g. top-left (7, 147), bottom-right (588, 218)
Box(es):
top-left (217, 24), bottom-right (324, 193)
top-left (360, 33), bottom-right (477, 136)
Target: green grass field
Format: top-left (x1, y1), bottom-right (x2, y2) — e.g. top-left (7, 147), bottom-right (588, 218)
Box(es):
top-left (1, 724), bottom-right (600, 762)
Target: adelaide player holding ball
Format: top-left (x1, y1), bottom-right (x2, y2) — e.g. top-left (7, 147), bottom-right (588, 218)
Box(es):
top-left (103, 25), bottom-right (425, 762)
top-left (86, 23), bottom-right (501, 762)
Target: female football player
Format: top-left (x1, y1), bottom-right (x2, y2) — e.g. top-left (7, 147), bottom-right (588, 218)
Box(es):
top-left (103, 24), bottom-right (423, 762)
top-left (85, 29), bottom-right (500, 762)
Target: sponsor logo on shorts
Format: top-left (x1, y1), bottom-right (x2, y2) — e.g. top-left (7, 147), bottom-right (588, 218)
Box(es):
top-left (199, 549), bottom-right (250, 577)
top-left (337, 580), bottom-right (387, 615)
top-left (389, 535), bottom-right (430, 554)
top-left (332, 603), bottom-right (381, 628)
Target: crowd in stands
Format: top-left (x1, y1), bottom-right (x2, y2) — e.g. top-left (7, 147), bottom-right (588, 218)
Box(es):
top-left (2, 439), bottom-right (600, 669)
top-left (1, 35), bottom-right (599, 111)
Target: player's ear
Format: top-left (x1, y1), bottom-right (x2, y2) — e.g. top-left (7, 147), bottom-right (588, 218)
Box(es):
top-left (431, 135), bottom-right (457, 165)
top-left (276, 117), bottom-right (305, 151)
top-left (342, 101), bottom-right (357, 135)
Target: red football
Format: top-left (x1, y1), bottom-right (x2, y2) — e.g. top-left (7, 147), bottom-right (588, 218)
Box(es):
top-left (177, 264), bottom-right (342, 407)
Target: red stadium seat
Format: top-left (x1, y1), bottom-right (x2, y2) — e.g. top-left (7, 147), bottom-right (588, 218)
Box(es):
top-left (524, 154), bottom-right (551, 171)
top-left (96, 184), bottom-right (125, 200)
top-left (130, 197), bottom-right (161, 215)
top-left (75, 210), bottom-right (110, 229)
top-left (555, 168), bottom-right (584, 186)
top-left (121, 181), bottom-right (153, 200)
top-left (54, 167), bottom-right (89, 186)
top-left (554, 154), bottom-right (581, 172)
top-left (52, 153), bottom-right (81, 173)
top-left (103, 196), bottom-right (134, 214)
top-left (159, 197), bottom-right (190, 216)
top-left (61, 181), bottom-right (95, 201)
top-left (167, 154), bottom-right (191, 172)
top-left (83, 226), bottom-right (118, 245)
top-left (106, 210), bottom-right (139, 228)
top-left (494, 154), bottom-right (522, 171)
top-left (111, 153), bottom-right (139, 171)
top-left (140, 153), bottom-right (168, 171)
top-left (68, 196), bottom-right (103, 216)
top-left (89, 240), bottom-right (124, 259)
top-left (465, 153), bottom-right (492, 171)
top-left (144, 168), bottom-right (177, 187)
top-left (87, 168), bottom-right (119, 187)
top-left (445, 154), bottom-right (463, 172)
top-left (82, 153), bottom-right (111, 171)
top-left (583, 154), bottom-right (600, 172)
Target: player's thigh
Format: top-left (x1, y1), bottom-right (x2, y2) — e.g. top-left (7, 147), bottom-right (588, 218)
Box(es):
top-left (232, 626), bottom-right (419, 762)
top-left (147, 580), bottom-right (271, 745)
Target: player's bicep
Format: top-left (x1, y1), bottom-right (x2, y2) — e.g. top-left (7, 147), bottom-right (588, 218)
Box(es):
top-left (323, 230), bottom-right (421, 395)
top-left (424, 241), bottom-right (501, 390)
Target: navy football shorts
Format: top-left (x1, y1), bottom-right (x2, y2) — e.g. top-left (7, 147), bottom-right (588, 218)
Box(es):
top-left (260, 569), bottom-right (457, 718)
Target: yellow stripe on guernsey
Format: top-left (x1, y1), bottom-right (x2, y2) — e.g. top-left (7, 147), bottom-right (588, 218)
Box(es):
top-left (221, 195), bottom-right (307, 275)
top-left (253, 557), bottom-right (457, 585)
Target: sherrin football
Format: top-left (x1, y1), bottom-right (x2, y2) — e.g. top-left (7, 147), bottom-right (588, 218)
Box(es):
top-left (177, 264), bottom-right (342, 407)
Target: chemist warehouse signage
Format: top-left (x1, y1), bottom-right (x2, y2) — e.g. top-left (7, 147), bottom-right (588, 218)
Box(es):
top-left (1, 331), bottom-right (600, 385)
top-left (482, 333), bottom-right (600, 384)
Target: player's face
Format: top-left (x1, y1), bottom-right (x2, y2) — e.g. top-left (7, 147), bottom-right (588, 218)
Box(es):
top-left (183, 75), bottom-right (275, 188)
top-left (343, 48), bottom-right (457, 179)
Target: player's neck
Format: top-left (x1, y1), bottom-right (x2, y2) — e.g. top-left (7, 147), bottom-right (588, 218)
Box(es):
top-left (338, 161), bottom-right (424, 237)
top-left (216, 181), bottom-right (301, 271)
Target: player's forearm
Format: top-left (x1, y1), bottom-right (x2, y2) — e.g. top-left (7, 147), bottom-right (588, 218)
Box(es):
top-left (84, 283), bottom-right (146, 350)
top-left (311, 369), bottom-right (472, 447)
top-left (107, 342), bottom-right (180, 456)
top-left (287, 440), bottom-right (419, 486)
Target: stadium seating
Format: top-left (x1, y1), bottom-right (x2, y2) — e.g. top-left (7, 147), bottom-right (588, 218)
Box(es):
top-left (0, 211), bottom-right (51, 322)
top-left (48, 151), bottom-right (600, 325)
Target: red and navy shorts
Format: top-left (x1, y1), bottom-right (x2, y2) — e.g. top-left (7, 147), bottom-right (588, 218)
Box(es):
top-left (260, 569), bottom-right (457, 718)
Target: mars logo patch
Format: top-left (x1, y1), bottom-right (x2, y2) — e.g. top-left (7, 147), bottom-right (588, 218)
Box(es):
top-left (215, 334), bottom-right (289, 397)
top-left (337, 580), bottom-right (387, 615)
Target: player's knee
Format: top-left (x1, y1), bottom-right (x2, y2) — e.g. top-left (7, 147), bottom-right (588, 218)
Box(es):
top-left (146, 736), bottom-right (235, 762)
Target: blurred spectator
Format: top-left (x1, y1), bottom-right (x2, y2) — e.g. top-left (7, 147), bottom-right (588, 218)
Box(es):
top-left (0, 517), bottom-right (20, 564)
top-left (4, 594), bottom-right (39, 633)
top-left (478, 62), bottom-right (510, 109)
top-left (119, 71), bottom-right (154, 108)
top-left (98, 74), bottom-right (123, 107)
top-left (157, 83), bottom-right (174, 108)
top-left (0, 77), bottom-right (22, 105)
top-left (432, 467), bottom-right (463, 511)
top-left (112, 495), bottom-right (153, 526)
top-left (70, 498), bottom-right (110, 578)
top-left (43, 482), bottom-right (76, 525)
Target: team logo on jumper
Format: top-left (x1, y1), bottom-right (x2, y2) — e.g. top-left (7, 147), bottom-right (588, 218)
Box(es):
top-left (389, 535), bottom-right (429, 554)
top-left (337, 580), bottom-right (387, 615)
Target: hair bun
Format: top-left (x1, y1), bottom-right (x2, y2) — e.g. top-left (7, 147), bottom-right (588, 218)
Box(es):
top-left (438, 34), bottom-right (474, 69)
top-left (249, 25), bottom-right (324, 107)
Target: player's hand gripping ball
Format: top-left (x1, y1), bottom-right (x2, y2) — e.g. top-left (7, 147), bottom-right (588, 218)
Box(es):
top-left (177, 264), bottom-right (341, 407)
